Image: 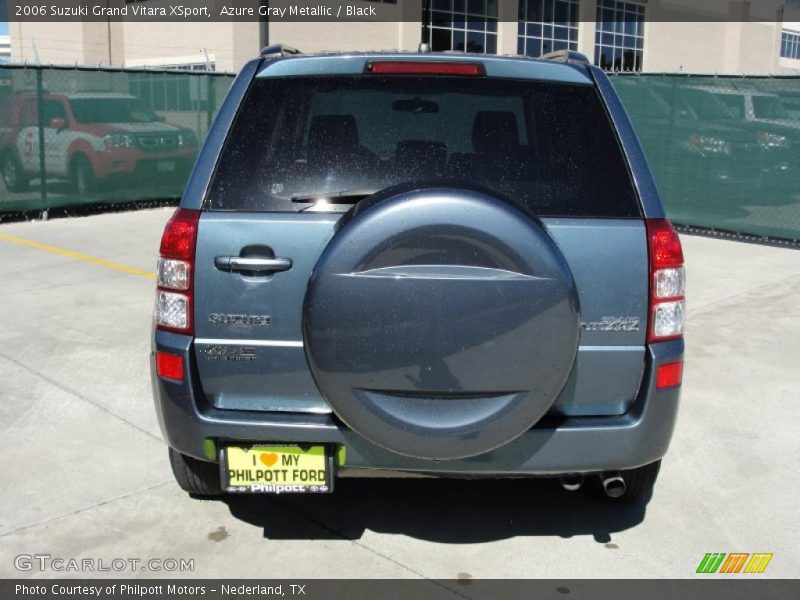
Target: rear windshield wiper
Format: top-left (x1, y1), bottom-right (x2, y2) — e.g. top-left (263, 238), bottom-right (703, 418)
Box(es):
top-left (290, 189), bottom-right (378, 204)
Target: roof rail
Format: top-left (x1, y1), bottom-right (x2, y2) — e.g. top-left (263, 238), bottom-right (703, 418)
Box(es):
top-left (260, 44), bottom-right (302, 58)
top-left (540, 50), bottom-right (590, 64)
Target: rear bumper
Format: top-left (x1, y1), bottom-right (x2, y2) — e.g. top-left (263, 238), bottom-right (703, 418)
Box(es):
top-left (151, 331), bottom-right (683, 475)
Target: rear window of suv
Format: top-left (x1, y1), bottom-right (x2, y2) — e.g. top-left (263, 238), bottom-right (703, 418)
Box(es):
top-left (207, 75), bottom-right (640, 217)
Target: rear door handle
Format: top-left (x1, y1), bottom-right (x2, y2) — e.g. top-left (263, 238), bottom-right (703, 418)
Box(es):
top-left (214, 256), bottom-right (293, 274)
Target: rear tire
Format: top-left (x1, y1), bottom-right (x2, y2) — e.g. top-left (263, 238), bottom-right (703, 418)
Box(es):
top-left (2, 152), bottom-right (29, 193)
top-left (70, 155), bottom-right (97, 195)
top-left (168, 448), bottom-right (222, 497)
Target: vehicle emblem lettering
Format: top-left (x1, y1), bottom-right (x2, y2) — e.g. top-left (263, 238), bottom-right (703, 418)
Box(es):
top-left (581, 316), bottom-right (640, 332)
top-left (202, 346), bottom-right (257, 362)
top-left (209, 314), bottom-right (271, 327)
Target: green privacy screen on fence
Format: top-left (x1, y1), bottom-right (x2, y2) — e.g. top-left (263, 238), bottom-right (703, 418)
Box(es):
top-left (0, 66), bottom-right (798, 242)
top-left (611, 74), bottom-right (800, 242)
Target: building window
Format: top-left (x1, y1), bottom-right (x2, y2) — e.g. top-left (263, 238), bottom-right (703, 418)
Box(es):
top-left (594, 0), bottom-right (645, 71)
top-left (517, 0), bottom-right (579, 58)
top-left (781, 30), bottom-right (800, 60)
top-left (424, 0), bottom-right (498, 54)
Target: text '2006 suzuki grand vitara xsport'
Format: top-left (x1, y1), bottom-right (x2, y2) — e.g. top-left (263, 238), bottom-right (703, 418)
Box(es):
top-left (151, 47), bottom-right (685, 504)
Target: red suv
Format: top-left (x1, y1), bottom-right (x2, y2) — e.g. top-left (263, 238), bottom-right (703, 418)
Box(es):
top-left (0, 92), bottom-right (199, 194)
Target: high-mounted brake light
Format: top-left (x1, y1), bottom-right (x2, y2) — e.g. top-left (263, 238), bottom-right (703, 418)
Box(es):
top-left (647, 219), bottom-right (685, 343)
top-left (155, 209), bottom-right (200, 334)
top-left (365, 61), bottom-right (485, 76)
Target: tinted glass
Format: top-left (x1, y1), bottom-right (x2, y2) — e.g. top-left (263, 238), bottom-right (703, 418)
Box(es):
top-left (208, 75), bottom-right (640, 217)
top-left (711, 94), bottom-right (746, 120)
top-left (678, 90), bottom-right (736, 120)
top-left (42, 100), bottom-right (67, 122)
top-left (70, 98), bottom-right (159, 124)
top-left (752, 95), bottom-right (790, 119)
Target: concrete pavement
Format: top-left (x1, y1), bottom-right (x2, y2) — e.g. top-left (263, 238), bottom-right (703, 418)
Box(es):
top-left (0, 208), bottom-right (798, 578)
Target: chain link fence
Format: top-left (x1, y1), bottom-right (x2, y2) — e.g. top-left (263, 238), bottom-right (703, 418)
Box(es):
top-left (611, 73), bottom-right (800, 243)
top-left (0, 65), bottom-right (233, 214)
top-left (0, 66), bottom-right (797, 243)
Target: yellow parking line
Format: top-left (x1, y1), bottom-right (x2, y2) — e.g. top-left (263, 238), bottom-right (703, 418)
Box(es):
top-left (0, 232), bottom-right (156, 280)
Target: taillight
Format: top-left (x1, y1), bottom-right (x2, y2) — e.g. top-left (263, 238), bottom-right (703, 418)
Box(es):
top-left (155, 209), bottom-right (199, 334)
top-left (647, 219), bottom-right (685, 343)
top-left (365, 61), bottom-right (485, 76)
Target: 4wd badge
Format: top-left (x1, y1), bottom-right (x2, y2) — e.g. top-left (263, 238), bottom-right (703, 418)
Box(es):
top-left (202, 346), bottom-right (257, 362)
top-left (581, 316), bottom-right (640, 332)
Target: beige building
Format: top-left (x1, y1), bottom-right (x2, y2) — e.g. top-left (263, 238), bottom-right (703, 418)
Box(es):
top-left (0, 35), bottom-right (10, 63)
top-left (8, 0), bottom-right (800, 74)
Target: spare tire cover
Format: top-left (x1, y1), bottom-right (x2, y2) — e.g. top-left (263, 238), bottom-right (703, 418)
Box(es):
top-left (303, 188), bottom-right (580, 460)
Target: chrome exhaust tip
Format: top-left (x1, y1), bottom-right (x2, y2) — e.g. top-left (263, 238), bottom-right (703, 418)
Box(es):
top-left (600, 472), bottom-right (626, 498)
top-left (559, 474), bottom-right (584, 492)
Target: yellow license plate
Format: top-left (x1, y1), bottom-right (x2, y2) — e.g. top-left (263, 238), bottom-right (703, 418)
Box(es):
top-left (221, 444), bottom-right (332, 493)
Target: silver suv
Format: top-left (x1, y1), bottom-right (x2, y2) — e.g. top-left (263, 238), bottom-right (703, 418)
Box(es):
top-left (151, 48), bottom-right (685, 505)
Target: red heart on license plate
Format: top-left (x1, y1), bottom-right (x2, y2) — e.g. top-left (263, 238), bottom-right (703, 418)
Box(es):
top-left (260, 452), bottom-right (278, 467)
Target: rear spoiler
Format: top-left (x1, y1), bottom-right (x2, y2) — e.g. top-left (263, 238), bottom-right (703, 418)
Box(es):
top-left (260, 44), bottom-right (302, 58)
top-left (540, 50), bottom-right (590, 65)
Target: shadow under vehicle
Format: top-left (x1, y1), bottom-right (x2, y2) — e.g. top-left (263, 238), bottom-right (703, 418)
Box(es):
top-left (223, 477), bottom-right (650, 542)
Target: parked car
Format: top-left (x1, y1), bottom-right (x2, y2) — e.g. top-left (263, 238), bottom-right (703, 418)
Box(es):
top-left (682, 85), bottom-right (797, 156)
top-left (0, 92), bottom-right (198, 194)
top-left (151, 48), bottom-right (685, 504)
top-left (621, 81), bottom-right (789, 178)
